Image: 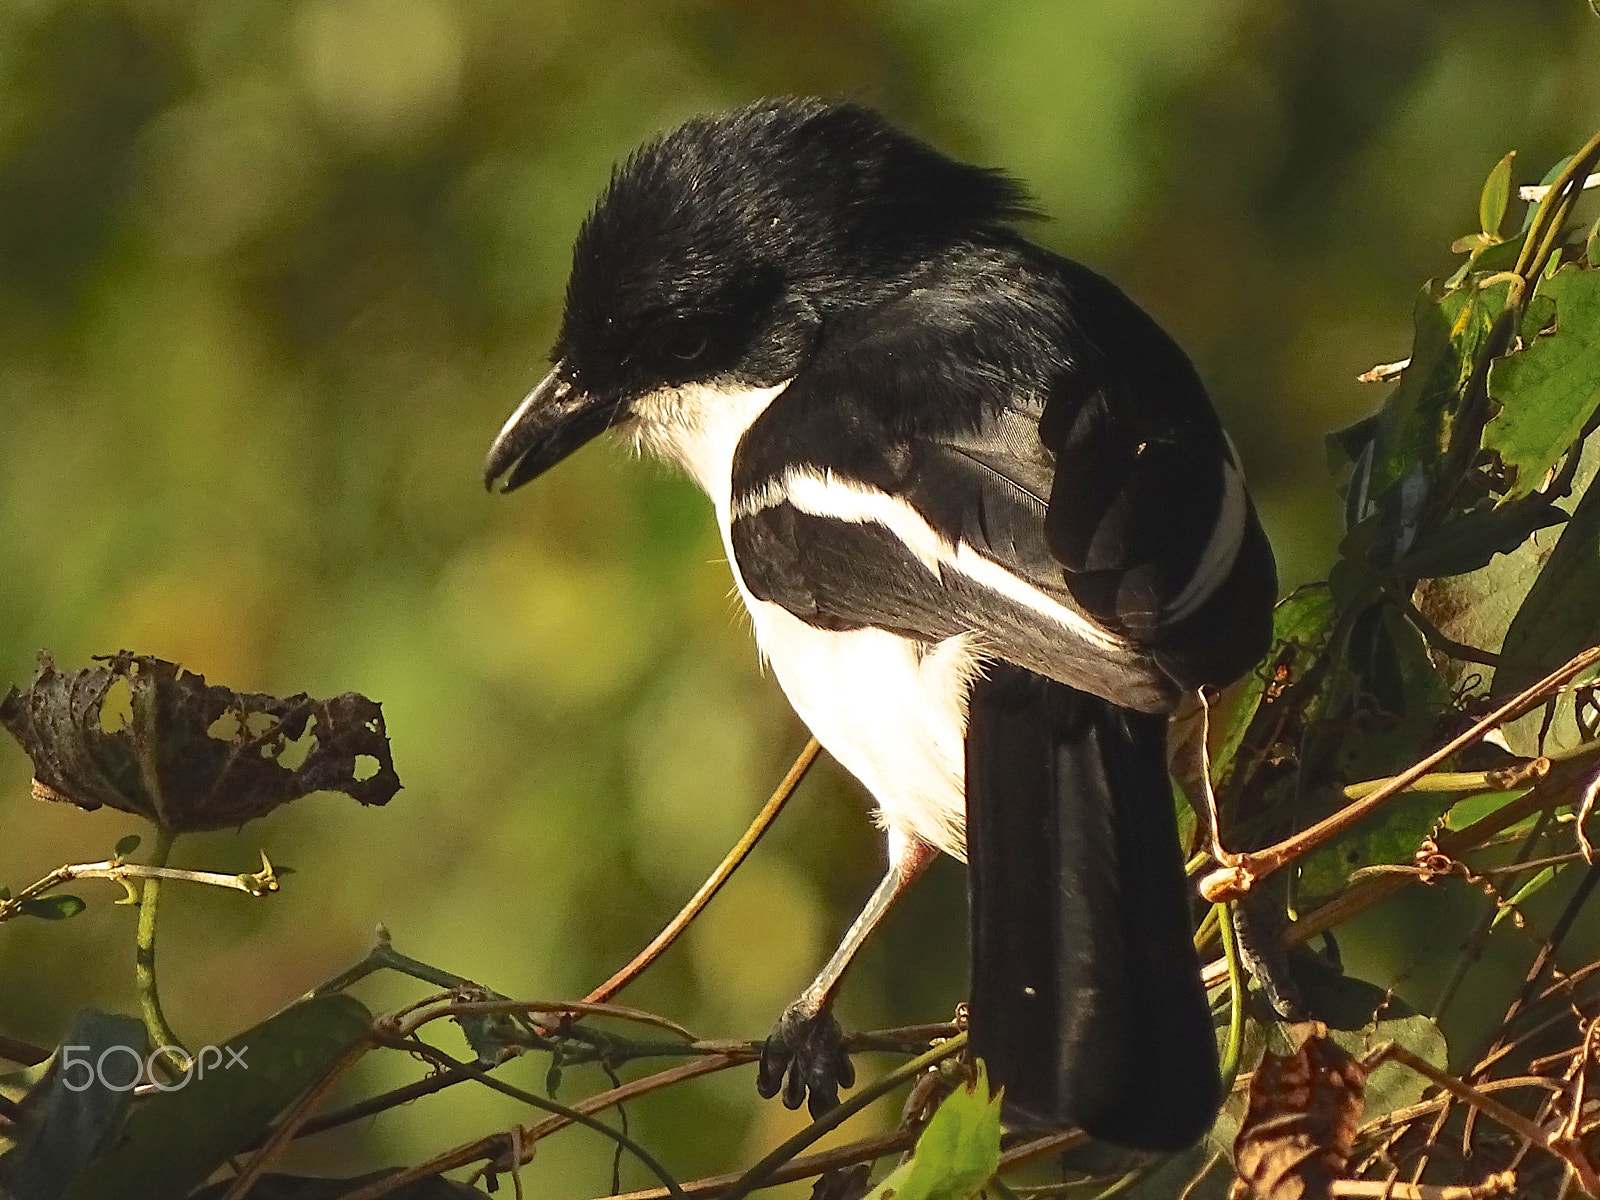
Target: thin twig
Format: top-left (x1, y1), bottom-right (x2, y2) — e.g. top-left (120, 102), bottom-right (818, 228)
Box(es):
top-left (0, 849), bottom-right (282, 923)
top-left (344, 1038), bottom-right (688, 1200)
top-left (717, 1033), bottom-right (968, 1200)
top-left (1199, 755), bottom-right (1586, 989)
top-left (1520, 173), bottom-right (1600, 201)
top-left (1199, 646), bottom-right (1600, 901)
top-left (586, 738), bottom-right (820, 1003)
top-left (0, 1034), bottom-right (48, 1066)
top-left (221, 1039), bottom-right (371, 1200)
top-left (577, 1128), bottom-right (919, 1200)
top-left (388, 997), bottom-right (700, 1042)
top-left (1329, 1174), bottom-right (1516, 1199)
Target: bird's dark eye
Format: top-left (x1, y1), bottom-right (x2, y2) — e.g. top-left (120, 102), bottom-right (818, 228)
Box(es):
top-left (666, 331), bottom-right (709, 362)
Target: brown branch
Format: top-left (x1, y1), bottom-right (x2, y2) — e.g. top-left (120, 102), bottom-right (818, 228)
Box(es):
top-left (1200, 646), bottom-right (1600, 902)
top-left (585, 738), bottom-right (819, 1004)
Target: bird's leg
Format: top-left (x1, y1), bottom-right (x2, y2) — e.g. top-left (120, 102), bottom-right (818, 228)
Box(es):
top-left (757, 836), bottom-right (936, 1117)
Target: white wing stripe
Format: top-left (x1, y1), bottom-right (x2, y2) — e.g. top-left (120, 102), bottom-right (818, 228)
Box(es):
top-left (736, 466), bottom-right (1128, 653)
top-left (1162, 457), bottom-right (1248, 627)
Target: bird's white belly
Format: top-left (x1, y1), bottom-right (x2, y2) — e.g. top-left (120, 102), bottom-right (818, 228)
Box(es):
top-left (624, 376), bottom-right (975, 863)
top-left (745, 598), bottom-right (975, 863)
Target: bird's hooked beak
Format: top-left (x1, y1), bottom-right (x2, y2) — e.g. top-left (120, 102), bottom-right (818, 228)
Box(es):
top-left (483, 363), bottom-right (626, 492)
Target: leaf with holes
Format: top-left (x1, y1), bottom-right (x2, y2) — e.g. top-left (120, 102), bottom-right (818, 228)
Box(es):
top-left (0, 653), bottom-right (400, 832)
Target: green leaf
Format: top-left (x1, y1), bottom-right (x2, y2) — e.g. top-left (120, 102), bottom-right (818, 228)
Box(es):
top-left (1384, 496), bottom-right (1567, 579)
top-left (0, 1010), bottom-right (146, 1200)
top-left (1494, 463), bottom-right (1600, 699)
top-left (1480, 151), bottom-right (1515, 239)
top-left (63, 994), bottom-right (371, 1200)
top-left (1211, 586), bottom-right (1335, 791)
top-left (863, 1062), bottom-right (1002, 1200)
top-left (1485, 266), bottom-right (1600, 497)
top-left (1293, 963), bottom-right (1447, 1120)
top-left (1296, 609), bottom-right (1452, 903)
top-left (114, 835), bottom-right (141, 857)
top-left (1492, 866), bottom-right (1557, 929)
top-left (17, 895), bottom-right (86, 920)
top-left (1369, 281), bottom-right (1509, 497)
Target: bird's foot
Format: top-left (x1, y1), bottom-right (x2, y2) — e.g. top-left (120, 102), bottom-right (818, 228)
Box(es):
top-left (756, 1003), bottom-right (855, 1118)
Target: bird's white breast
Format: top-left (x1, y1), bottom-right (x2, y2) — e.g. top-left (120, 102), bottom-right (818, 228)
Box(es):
top-left (626, 380), bottom-right (974, 862)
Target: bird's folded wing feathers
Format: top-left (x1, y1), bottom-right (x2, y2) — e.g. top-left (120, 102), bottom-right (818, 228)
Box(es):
top-left (727, 270), bottom-right (1275, 705)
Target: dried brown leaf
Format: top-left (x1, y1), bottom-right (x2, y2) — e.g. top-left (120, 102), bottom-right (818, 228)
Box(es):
top-left (1232, 1027), bottom-right (1368, 1200)
top-left (0, 652), bottom-right (400, 832)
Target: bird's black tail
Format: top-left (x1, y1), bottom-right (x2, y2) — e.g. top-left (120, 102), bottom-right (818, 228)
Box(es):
top-left (965, 663), bottom-right (1219, 1151)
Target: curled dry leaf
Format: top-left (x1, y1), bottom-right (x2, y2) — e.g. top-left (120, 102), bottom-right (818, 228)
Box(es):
top-left (0, 652), bottom-right (400, 832)
top-left (1232, 1026), bottom-right (1367, 1200)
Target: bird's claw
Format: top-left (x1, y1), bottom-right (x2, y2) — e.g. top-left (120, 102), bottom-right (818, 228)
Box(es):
top-left (756, 1004), bottom-right (855, 1118)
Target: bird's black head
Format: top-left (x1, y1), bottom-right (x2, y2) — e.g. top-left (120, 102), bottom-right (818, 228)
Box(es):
top-left (485, 98), bottom-right (1034, 491)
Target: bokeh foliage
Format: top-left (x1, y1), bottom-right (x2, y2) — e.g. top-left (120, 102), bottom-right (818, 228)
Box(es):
top-left (4, 0), bottom-right (1600, 1195)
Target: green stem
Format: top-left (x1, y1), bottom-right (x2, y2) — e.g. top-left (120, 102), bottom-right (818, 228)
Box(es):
top-left (720, 1032), bottom-right (969, 1200)
top-left (136, 827), bottom-right (188, 1073)
top-left (1217, 902), bottom-right (1246, 1097)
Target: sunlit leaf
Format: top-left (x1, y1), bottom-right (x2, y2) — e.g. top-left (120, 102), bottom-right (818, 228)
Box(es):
top-left (1480, 150), bottom-right (1515, 239)
top-left (1494, 468), bottom-right (1600, 699)
top-left (862, 1062), bottom-right (1001, 1200)
top-left (1367, 281), bottom-right (1509, 499)
top-left (1293, 960), bottom-right (1448, 1118)
top-left (1491, 865), bottom-right (1556, 929)
top-left (1485, 266), bottom-right (1600, 497)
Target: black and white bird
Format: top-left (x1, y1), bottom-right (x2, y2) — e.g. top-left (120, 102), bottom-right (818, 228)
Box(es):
top-left (485, 98), bottom-right (1276, 1152)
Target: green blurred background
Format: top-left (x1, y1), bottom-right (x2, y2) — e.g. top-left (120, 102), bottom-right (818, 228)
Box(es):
top-left (2, 0), bottom-right (1599, 1192)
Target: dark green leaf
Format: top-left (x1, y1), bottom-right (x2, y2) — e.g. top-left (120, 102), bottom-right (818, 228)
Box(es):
top-left (1480, 150), bottom-right (1515, 238)
top-left (0, 1011), bottom-right (146, 1200)
top-left (1296, 609), bottom-right (1452, 903)
top-left (862, 1062), bottom-right (1001, 1200)
top-left (1494, 463), bottom-right (1600, 699)
top-left (62, 995), bottom-right (371, 1200)
top-left (1211, 586), bottom-right (1335, 790)
top-left (1292, 960), bottom-right (1447, 1118)
top-left (1384, 496), bottom-right (1567, 579)
top-left (0, 653), bottom-right (400, 832)
top-left (113, 835), bottom-right (140, 857)
top-left (15, 896), bottom-right (85, 921)
top-left (1485, 266), bottom-right (1600, 497)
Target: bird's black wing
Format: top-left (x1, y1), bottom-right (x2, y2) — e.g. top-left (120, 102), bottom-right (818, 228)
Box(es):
top-left (728, 247), bottom-right (1276, 705)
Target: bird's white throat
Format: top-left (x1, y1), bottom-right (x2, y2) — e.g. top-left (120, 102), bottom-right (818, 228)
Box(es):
top-left (624, 380), bottom-right (791, 520)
